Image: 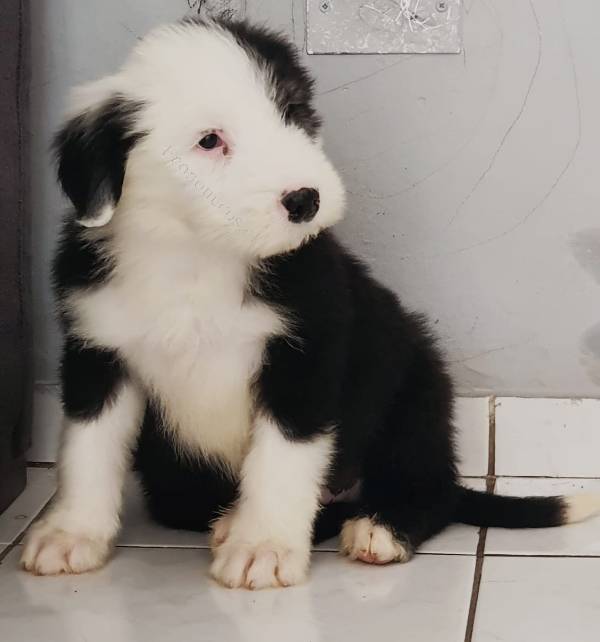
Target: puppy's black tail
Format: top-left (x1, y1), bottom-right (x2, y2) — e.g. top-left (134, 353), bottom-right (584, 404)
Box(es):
top-left (454, 486), bottom-right (600, 528)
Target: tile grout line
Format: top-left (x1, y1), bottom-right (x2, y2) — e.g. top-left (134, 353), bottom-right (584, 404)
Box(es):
top-left (463, 474), bottom-right (600, 480)
top-left (464, 398), bottom-right (496, 642)
top-left (486, 475), bottom-right (600, 480)
top-left (488, 395), bottom-right (496, 478)
top-left (464, 478), bottom-right (496, 642)
top-left (112, 545), bottom-right (480, 556)
top-left (463, 527), bottom-right (487, 642)
top-left (110, 546), bottom-right (600, 559)
top-left (483, 553), bottom-right (600, 559)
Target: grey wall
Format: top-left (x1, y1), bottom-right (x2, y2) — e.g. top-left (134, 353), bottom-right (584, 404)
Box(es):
top-left (31, 0), bottom-right (600, 398)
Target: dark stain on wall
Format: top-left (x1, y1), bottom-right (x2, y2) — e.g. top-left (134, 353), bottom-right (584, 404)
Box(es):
top-left (571, 229), bottom-right (600, 386)
top-left (571, 228), bottom-right (600, 285)
top-left (581, 322), bottom-right (600, 386)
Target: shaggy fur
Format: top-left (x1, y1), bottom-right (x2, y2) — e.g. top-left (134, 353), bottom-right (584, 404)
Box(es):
top-left (22, 17), bottom-right (600, 588)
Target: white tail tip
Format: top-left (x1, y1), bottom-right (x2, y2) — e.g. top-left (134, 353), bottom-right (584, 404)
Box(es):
top-left (565, 494), bottom-right (600, 524)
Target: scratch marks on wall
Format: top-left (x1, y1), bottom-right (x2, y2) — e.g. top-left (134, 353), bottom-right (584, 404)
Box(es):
top-left (449, 0), bottom-right (542, 226)
top-left (187, 0), bottom-right (206, 12)
top-left (119, 22), bottom-right (143, 41)
top-left (450, 337), bottom-right (533, 365)
top-left (327, 0), bottom-right (502, 204)
top-left (317, 57), bottom-right (414, 97)
top-left (307, 0), bottom-right (462, 55)
top-left (451, 363), bottom-right (503, 393)
top-left (450, 343), bottom-right (518, 364)
top-left (402, 3), bottom-right (583, 264)
top-left (520, 0), bottom-right (583, 219)
top-left (465, 0), bottom-right (582, 246)
top-left (463, 0), bottom-right (477, 16)
top-left (392, 0), bottom-right (581, 267)
top-left (186, 0), bottom-right (245, 19)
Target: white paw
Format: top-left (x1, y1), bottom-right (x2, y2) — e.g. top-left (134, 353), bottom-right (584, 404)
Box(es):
top-left (340, 517), bottom-right (412, 565)
top-left (210, 539), bottom-right (310, 590)
top-left (21, 520), bottom-right (111, 575)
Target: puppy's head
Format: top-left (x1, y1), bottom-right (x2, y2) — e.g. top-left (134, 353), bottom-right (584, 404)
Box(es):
top-left (55, 19), bottom-right (345, 257)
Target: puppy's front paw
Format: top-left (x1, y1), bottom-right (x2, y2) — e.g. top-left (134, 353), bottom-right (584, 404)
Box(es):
top-left (21, 519), bottom-right (111, 575)
top-left (341, 517), bottom-right (412, 565)
top-left (210, 538), bottom-right (310, 590)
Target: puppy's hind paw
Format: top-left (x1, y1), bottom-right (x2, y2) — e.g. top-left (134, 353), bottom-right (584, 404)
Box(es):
top-left (209, 511), bottom-right (234, 549)
top-left (340, 517), bottom-right (412, 565)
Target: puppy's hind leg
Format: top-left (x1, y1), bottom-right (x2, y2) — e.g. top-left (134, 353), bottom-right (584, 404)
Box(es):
top-left (341, 460), bottom-right (458, 565)
top-left (22, 340), bottom-right (144, 575)
top-left (342, 373), bottom-right (459, 565)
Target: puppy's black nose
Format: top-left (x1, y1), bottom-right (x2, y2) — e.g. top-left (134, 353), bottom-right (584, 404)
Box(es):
top-left (282, 188), bottom-right (320, 223)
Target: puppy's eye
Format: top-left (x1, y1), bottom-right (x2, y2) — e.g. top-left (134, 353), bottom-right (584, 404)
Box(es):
top-left (198, 132), bottom-right (224, 150)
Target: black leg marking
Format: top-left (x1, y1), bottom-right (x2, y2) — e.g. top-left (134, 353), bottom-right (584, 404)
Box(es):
top-left (61, 337), bottom-right (127, 420)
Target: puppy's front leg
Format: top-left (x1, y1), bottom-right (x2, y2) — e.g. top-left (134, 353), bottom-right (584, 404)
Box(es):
top-left (210, 414), bottom-right (333, 589)
top-left (22, 343), bottom-right (144, 575)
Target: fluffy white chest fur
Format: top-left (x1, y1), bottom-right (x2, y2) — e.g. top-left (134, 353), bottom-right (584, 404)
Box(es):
top-left (69, 220), bottom-right (285, 470)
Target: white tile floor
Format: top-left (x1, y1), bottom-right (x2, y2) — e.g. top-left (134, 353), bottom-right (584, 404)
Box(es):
top-left (2, 396), bottom-right (600, 641)
top-left (495, 397), bottom-right (600, 477)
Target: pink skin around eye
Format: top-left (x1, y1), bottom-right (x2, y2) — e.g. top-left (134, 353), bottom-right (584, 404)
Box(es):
top-left (196, 129), bottom-right (230, 156)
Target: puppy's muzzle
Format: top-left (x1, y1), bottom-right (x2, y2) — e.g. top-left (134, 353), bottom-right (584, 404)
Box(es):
top-left (282, 188), bottom-right (320, 223)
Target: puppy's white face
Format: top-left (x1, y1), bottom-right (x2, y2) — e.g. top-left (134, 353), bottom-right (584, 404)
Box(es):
top-left (62, 20), bottom-right (345, 258)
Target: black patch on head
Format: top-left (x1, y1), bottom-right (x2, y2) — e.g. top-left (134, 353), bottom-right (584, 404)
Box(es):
top-left (53, 95), bottom-right (145, 225)
top-left (53, 218), bottom-right (115, 311)
top-left (184, 18), bottom-right (322, 138)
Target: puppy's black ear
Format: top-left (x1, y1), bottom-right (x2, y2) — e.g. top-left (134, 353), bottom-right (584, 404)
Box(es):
top-left (54, 95), bottom-right (143, 227)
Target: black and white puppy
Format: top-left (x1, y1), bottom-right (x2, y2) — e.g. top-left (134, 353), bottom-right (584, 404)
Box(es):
top-left (23, 18), bottom-right (600, 589)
